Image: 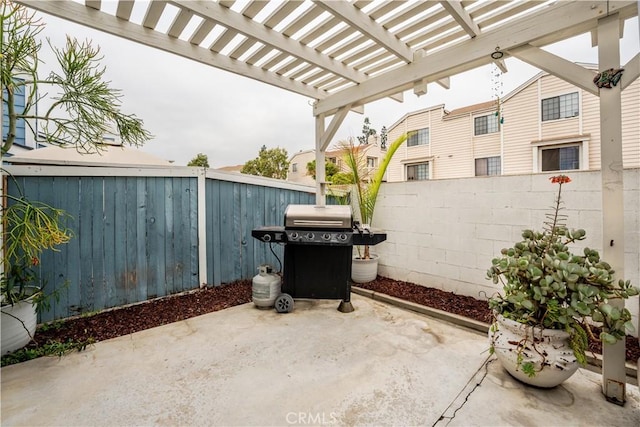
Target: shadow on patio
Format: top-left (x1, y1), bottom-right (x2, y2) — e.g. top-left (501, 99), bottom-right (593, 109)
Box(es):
top-left (1, 294), bottom-right (638, 426)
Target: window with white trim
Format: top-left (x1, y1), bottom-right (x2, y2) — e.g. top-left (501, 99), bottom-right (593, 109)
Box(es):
top-left (407, 128), bottom-right (429, 147)
top-left (475, 156), bottom-right (501, 176)
top-left (474, 114), bottom-right (499, 135)
top-left (406, 162), bottom-right (429, 181)
top-left (541, 145), bottom-right (580, 171)
top-left (541, 92), bottom-right (579, 121)
top-left (367, 157), bottom-right (376, 168)
top-left (291, 163), bottom-right (297, 173)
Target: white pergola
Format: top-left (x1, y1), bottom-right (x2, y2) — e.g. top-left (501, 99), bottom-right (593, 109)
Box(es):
top-left (18, 0), bottom-right (640, 403)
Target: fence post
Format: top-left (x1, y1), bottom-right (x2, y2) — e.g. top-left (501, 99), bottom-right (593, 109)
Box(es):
top-left (197, 168), bottom-right (207, 287)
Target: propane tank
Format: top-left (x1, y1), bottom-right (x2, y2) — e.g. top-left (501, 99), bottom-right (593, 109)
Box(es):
top-left (252, 264), bottom-right (281, 309)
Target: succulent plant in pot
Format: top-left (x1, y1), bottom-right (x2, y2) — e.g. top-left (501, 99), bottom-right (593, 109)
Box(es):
top-left (486, 175), bottom-right (638, 387)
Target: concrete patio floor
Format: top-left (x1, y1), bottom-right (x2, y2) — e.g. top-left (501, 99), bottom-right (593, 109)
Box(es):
top-left (1, 294), bottom-right (639, 426)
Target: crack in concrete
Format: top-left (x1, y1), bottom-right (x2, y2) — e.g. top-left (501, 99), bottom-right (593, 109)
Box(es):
top-left (432, 356), bottom-right (495, 426)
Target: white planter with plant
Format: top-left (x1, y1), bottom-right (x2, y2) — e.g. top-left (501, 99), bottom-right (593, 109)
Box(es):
top-left (2, 292), bottom-right (38, 355)
top-left (351, 253), bottom-right (379, 284)
top-left (487, 175), bottom-right (638, 387)
top-left (1, 2), bottom-right (150, 359)
top-left (490, 313), bottom-right (579, 387)
top-left (0, 210), bottom-right (70, 355)
top-left (1, 260), bottom-right (43, 355)
top-left (340, 133), bottom-right (407, 282)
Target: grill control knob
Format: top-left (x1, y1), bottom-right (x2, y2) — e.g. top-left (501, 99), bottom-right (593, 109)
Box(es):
top-left (322, 233), bottom-right (331, 240)
top-left (289, 232), bottom-right (299, 240)
top-left (306, 232), bottom-right (315, 240)
top-left (337, 233), bottom-right (347, 241)
top-left (262, 234), bottom-right (272, 242)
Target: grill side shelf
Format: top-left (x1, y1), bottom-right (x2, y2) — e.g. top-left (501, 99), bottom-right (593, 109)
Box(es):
top-left (352, 230), bottom-right (387, 246)
top-left (251, 226), bottom-right (287, 243)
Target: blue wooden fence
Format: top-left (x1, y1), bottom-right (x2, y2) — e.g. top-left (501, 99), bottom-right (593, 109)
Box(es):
top-left (205, 179), bottom-right (315, 285)
top-left (5, 168), bottom-right (316, 322)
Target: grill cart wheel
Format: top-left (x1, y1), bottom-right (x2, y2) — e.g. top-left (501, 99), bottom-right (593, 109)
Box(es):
top-left (274, 293), bottom-right (294, 313)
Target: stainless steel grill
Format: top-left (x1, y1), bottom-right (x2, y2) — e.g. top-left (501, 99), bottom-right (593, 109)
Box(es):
top-left (284, 205), bottom-right (353, 246)
top-left (251, 204), bottom-right (387, 312)
top-left (284, 205), bottom-right (351, 228)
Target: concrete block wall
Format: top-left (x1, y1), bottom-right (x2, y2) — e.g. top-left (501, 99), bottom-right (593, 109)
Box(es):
top-left (373, 169), bottom-right (640, 333)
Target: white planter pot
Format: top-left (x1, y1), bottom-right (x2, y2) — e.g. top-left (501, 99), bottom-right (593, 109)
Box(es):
top-left (489, 314), bottom-right (579, 388)
top-left (351, 254), bottom-right (379, 283)
top-left (1, 295), bottom-right (38, 355)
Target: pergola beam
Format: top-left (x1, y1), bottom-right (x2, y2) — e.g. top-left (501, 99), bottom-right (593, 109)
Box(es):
top-left (320, 106), bottom-right (351, 152)
top-left (622, 53), bottom-right (640, 90)
top-left (312, 0), bottom-right (414, 63)
top-left (170, 1), bottom-right (369, 84)
top-left (440, 0), bottom-right (480, 38)
top-left (492, 56), bottom-right (508, 73)
top-left (507, 44), bottom-right (598, 96)
top-left (18, 0), bottom-right (326, 100)
top-left (314, 1), bottom-right (637, 116)
top-left (115, 1), bottom-right (135, 21)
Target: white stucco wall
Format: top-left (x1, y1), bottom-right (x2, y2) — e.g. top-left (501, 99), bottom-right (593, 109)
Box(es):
top-left (373, 169), bottom-right (640, 334)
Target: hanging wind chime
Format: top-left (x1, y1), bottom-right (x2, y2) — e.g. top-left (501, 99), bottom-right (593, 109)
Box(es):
top-left (491, 58), bottom-right (504, 128)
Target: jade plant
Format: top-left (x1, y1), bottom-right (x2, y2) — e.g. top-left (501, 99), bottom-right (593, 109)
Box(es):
top-left (487, 175), bottom-right (638, 368)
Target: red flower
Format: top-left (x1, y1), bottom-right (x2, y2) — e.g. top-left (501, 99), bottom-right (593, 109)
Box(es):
top-left (550, 175), bottom-right (571, 184)
top-left (31, 257), bottom-right (40, 266)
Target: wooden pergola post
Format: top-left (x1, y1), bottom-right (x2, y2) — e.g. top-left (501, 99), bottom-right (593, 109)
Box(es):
top-left (315, 114), bottom-right (327, 206)
top-left (314, 106), bottom-right (352, 206)
top-left (597, 13), bottom-right (627, 405)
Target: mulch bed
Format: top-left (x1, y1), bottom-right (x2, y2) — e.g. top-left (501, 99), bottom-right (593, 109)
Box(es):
top-left (11, 276), bottom-right (640, 364)
top-left (30, 280), bottom-right (253, 346)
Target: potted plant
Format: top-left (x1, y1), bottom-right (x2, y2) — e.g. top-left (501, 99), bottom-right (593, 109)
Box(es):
top-left (1, 1), bottom-right (149, 356)
top-left (1, 194), bottom-right (72, 355)
top-left (2, 259), bottom-right (42, 354)
top-left (486, 174), bottom-right (638, 387)
top-left (339, 133), bottom-right (407, 283)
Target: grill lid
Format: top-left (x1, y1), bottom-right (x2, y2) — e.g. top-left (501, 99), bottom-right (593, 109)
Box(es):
top-left (284, 205), bottom-right (352, 229)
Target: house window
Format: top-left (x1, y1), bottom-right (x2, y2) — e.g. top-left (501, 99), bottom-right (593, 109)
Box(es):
top-left (475, 156), bottom-right (501, 176)
top-left (327, 157), bottom-right (336, 164)
top-left (407, 162), bottom-right (429, 181)
top-left (291, 163), bottom-right (297, 173)
top-left (541, 92), bottom-right (579, 121)
top-left (474, 114), bottom-right (499, 135)
top-left (367, 157), bottom-right (377, 168)
top-left (541, 145), bottom-right (580, 171)
top-left (407, 128), bottom-right (429, 147)
top-left (2, 80), bottom-right (26, 147)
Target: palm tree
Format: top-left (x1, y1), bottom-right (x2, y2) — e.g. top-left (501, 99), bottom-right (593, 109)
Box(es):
top-left (339, 133), bottom-right (407, 259)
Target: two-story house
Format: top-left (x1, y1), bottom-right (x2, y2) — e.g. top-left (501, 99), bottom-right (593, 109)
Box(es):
top-left (287, 141), bottom-right (385, 185)
top-left (385, 64), bottom-right (640, 181)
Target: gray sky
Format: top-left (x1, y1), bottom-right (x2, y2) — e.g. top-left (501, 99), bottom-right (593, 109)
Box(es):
top-left (33, 9), bottom-right (639, 168)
